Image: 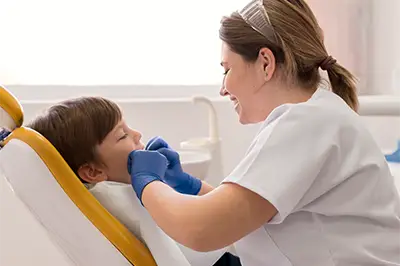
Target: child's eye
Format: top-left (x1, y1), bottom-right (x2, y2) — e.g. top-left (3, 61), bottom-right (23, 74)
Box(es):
top-left (119, 133), bottom-right (128, 140)
top-left (223, 69), bottom-right (230, 76)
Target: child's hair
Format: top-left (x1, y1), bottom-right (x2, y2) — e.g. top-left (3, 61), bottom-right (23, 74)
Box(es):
top-left (26, 97), bottom-right (122, 182)
top-left (219, 0), bottom-right (358, 111)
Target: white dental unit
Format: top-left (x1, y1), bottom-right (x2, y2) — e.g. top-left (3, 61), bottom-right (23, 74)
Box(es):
top-left (0, 85), bottom-right (399, 266)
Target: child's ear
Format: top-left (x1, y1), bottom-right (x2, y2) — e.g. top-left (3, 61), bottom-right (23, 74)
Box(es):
top-left (77, 163), bottom-right (107, 184)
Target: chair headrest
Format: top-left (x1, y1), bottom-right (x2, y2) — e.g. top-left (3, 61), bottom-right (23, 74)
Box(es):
top-left (0, 85), bottom-right (24, 128)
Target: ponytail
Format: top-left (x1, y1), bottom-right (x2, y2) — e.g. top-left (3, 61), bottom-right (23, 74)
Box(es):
top-left (326, 63), bottom-right (359, 112)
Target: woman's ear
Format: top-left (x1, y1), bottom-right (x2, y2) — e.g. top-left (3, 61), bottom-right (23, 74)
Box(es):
top-left (77, 163), bottom-right (107, 184)
top-left (259, 47), bottom-right (276, 82)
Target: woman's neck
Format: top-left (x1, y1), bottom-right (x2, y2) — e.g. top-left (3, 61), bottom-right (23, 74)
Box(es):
top-left (252, 85), bottom-right (315, 123)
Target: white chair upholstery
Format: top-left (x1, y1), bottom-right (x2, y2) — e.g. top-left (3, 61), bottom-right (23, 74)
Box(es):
top-left (0, 139), bottom-right (133, 266)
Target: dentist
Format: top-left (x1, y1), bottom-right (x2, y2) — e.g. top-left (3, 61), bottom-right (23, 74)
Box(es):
top-left (127, 0), bottom-right (400, 265)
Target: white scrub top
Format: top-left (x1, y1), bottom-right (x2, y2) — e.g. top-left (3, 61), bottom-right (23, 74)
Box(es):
top-left (223, 88), bottom-right (400, 266)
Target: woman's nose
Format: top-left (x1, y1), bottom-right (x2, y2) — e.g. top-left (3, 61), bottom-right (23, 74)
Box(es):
top-left (220, 85), bottom-right (229, 97)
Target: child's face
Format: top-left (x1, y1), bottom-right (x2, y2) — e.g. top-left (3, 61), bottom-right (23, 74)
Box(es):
top-left (90, 119), bottom-right (144, 184)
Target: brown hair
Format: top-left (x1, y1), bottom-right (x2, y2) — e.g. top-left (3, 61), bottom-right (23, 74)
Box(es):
top-left (219, 0), bottom-right (358, 111)
top-left (26, 97), bottom-right (122, 182)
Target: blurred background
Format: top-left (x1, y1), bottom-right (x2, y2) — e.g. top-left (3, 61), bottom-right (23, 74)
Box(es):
top-left (1, 0), bottom-right (399, 185)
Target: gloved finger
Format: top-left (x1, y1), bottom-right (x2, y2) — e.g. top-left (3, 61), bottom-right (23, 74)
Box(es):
top-left (145, 136), bottom-right (160, 150)
top-left (158, 147), bottom-right (180, 166)
top-left (127, 150), bottom-right (168, 176)
top-left (145, 136), bottom-right (170, 151)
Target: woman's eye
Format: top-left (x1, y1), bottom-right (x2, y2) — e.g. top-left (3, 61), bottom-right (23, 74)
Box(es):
top-left (223, 69), bottom-right (230, 75)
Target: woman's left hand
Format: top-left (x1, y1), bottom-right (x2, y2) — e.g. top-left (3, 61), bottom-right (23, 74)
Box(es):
top-left (145, 136), bottom-right (202, 195)
top-left (145, 136), bottom-right (171, 151)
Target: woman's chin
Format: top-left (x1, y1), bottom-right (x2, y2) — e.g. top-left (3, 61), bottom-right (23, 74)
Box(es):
top-left (237, 109), bottom-right (250, 125)
top-left (239, 116), bottom-right (250, 125)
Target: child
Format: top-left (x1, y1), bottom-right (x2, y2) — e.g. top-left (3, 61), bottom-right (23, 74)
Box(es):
top-left (27, 96), bottom-right (241, 266)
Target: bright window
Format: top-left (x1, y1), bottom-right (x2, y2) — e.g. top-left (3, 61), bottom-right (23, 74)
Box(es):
top-left (0, 0), bottom-right (248, 86)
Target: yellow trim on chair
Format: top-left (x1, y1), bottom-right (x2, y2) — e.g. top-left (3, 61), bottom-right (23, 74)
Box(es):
top-left (4, 127), bottom-right (157, 266)
top-left (0, 86), bottom-right (24, 127)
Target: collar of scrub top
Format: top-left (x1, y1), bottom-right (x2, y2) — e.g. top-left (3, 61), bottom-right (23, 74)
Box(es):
top-left (238, 0), bottom-right (278, 42)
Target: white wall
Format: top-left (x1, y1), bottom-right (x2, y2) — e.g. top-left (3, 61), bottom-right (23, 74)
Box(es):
top-left (307, 0), bottom-right (371, 94)
top-left (0, 0), bottom-right (247, 85)
top-left (369, 0), bottom-right (400, 95)
top-left (308, 0), bottom-right (400, 96)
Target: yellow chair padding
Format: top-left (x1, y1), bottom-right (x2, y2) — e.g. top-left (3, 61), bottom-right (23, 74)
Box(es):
top-left (0, 86), bottom-right (24, 127)
top-left (4, 127), bottom-right (157, 266)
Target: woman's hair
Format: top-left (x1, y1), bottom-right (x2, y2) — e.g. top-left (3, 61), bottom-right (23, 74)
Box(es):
top-left (26, 97), bottom-right (122, 182)
top-left (219, 0), bottom-right (358, 111)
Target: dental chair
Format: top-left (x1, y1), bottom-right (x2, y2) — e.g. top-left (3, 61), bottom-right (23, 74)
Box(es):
top-left (0, 86), bottom-right (158, 266)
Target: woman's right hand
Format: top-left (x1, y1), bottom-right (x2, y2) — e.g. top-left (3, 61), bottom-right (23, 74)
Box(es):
top-left (127, 150), bottom-right (168, 204)
top-left (146, 136), bottom-right (202, 195)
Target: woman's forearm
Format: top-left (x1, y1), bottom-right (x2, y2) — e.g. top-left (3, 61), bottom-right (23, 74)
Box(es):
top-left (141, 181), bottom-right (211, 249)
top-left (141, 180), bottom-right (277, 252)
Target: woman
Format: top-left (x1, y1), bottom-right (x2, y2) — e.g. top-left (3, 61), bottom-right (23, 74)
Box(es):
top-left (128, 0), bottom-right (400, 265)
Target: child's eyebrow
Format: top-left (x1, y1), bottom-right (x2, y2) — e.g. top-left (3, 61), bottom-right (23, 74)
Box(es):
top-left (111, 122), bottom-right (124, 134)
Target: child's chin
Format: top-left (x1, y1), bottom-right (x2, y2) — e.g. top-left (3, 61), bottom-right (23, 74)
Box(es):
top-left (121, 176), bottom-right (132, 185)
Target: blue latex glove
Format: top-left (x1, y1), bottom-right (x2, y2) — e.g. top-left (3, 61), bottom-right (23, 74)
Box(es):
top-left (127, 150), bottom-right (168, 204)
top-left (145, 136), bottom-right (202, 195)
top-left (158, 148), bottom-right (202, 195)
top-left (145, 136), bottom-right (171, 151)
